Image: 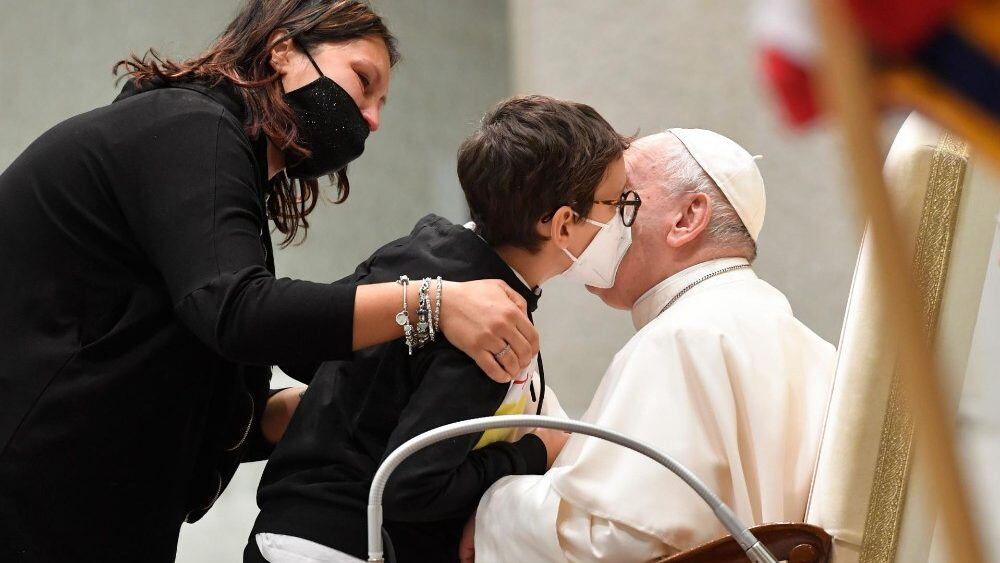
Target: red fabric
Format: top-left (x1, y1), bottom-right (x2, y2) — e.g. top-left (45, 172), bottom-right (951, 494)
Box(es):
top-left (845, 0), bottom-right (959, 56)
top-left (760, 48), bottom-right (820, 127)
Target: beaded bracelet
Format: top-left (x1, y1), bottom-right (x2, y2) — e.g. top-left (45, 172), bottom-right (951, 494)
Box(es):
top-left (397, 276), bottom-right (445, 354)
top-left (425, 278), bottom-right (436, 342)
top-left (416, 277), bottom-right (432, 347)
top-left (433, 276), bottom-right (443, 340)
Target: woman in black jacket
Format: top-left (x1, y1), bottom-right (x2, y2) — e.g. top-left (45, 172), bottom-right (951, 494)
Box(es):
top-left (0, 1), bottom-right (538, 561)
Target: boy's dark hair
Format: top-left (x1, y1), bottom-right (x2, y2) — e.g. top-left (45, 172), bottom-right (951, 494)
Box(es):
top-left (457, 95), bottom-right (630, 252)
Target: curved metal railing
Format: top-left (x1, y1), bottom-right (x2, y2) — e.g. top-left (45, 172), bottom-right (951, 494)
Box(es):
top-left (367, 415), bottom-right (778, 563)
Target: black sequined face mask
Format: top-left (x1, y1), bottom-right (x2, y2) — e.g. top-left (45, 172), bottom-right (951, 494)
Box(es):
top-left (283, 45), bottom-right (370, 180)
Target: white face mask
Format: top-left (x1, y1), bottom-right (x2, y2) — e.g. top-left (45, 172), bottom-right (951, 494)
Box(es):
top-left (559, 213), bottom-right (632, 288)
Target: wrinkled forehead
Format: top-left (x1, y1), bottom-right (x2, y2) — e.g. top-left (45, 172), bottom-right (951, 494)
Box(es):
top-left (624, 133), bottom-right (684, 188)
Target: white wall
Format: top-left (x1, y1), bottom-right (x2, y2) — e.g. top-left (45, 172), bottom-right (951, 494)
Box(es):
top-left (0, 0), bottom-right (237, 170)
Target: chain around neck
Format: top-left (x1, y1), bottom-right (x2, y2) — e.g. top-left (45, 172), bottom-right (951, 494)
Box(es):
top-left (657, 264), bottom-right (752, 316)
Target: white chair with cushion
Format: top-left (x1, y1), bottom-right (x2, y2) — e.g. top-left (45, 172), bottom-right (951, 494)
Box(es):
top-left (650, 111), bottom-right (998, 563)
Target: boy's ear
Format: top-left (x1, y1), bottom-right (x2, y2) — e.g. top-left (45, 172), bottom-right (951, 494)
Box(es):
top-left (546, 205), bottom-right (577, 250)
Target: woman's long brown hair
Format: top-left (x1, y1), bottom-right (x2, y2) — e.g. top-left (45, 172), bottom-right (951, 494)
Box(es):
top-left (115, 0), bottom-right (400, 246)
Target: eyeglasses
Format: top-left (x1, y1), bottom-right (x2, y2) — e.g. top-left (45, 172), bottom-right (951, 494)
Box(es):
top-left (540, 190), bottom-right (642, 227)
top-left (593, 190), bottom-right (642, 227)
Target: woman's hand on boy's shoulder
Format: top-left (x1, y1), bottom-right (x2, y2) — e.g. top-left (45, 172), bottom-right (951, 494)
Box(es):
top-left (439, 279), bottom-right (539, 383)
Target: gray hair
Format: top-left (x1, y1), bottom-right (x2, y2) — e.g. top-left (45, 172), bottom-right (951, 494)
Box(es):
top-left (653, 133), bottom-right (758, 261)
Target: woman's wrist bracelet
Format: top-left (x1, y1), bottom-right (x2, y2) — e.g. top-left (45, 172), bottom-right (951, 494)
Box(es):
top-left (397, 275), bottom-right (443, 354)
top-left (395, 275), bottom-right (415, 355)
top-left (433, 276), bottom-right (443, 339)
top-left (417, 277), bottom-right (432, 345)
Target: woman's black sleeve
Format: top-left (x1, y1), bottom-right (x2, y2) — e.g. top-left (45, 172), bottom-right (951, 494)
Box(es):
top-left (114, 103), bottom-right (356, 365)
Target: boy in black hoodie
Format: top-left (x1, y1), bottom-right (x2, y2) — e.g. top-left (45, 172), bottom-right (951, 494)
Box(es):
top-left (246, 95), bottom-right (632, 563)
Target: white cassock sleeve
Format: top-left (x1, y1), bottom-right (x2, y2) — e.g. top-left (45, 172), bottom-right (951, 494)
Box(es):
top-left (556, 505), bottom-right (673, 562)
top-left (473, 369), bottom-right (678, 562)
top-left (474, 474), bottom-right (564, 561)
top-left (536, 385), bottom-right (569, 419)
top-left (474, 473), bottom-right (672, 562)
top-left (475, 321), bottom-right (738, 560)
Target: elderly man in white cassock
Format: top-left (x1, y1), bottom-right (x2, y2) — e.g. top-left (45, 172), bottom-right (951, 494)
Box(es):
top-left (466, 129), bottom-right (836, 561)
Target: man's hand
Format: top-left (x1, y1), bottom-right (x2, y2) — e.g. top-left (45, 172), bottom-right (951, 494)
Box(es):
top-left (531, 427), bottom-right (570, 468)
top-left (261, 386), bottom-right (307, 444)
top-left (459, 514), bottom-right (476, 563)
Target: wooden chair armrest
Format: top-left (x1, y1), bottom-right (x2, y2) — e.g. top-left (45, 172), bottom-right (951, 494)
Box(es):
top-left (649, 523), bottom-right (832, 563)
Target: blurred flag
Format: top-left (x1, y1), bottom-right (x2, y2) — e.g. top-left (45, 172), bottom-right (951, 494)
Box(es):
top-left (754, 0), bottom-right (821, 127)
top-left (754, 0), bottom-right (1000, 155)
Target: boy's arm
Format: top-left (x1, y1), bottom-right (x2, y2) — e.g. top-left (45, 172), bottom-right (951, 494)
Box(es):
top-left (379, 344), bottom-right (548, 522)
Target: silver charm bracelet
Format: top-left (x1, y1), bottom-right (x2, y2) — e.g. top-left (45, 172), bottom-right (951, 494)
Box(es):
top-left (396, 275), bottom-right (415, 355)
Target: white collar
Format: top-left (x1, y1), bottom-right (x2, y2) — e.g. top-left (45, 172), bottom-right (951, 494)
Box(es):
top-left (630, 257), bottom-right (753, 330)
